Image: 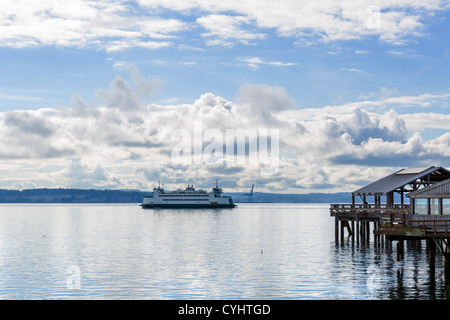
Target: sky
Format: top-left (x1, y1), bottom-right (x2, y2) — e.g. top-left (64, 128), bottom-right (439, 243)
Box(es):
top-left (0, 0), bottom-right (450, 193)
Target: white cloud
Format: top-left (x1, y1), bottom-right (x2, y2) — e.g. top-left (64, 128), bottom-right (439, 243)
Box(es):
top-left (237, 83), bottom-right (296, 125)
top-left (0, 66), bottom-right (449, 192)
top-left (341, 67), bottom-right (366, 73)
top-left (1, 0), bottom-right (448, 49)
top-left (0, 0), bottom-right (185, 50)
top-left (386, 49), bottom-right (424, 57)
top-left (239, 57), bottom-right (297, 69)
top-left (197, 14), bottom-right (266, 46)
top-left (401, 112), bottom-right (450, 131)
top-left (0, 93), bottom-right (43, 101)
top-left (139, 0), bottom-right (449, 45)
top-left (136, 18), bottom-right (188, 39)
top-left (53, 159), bottom-right (121, 189)
top-left (104, 40), bottom-right (172, 52)
top-left (341, 108), bottom-right (407, 144)
top-left (383, 93), bottom-right (450, 108)
top-left (425, 133), bottom-right (450, 157)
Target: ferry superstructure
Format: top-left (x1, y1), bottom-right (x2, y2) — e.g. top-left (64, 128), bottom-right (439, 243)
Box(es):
top-left (141, 182), bottom-right (236, 208)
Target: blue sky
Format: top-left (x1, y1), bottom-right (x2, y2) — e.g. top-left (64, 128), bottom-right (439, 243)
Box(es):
top-left (0, 0), bottom-right (450, 193)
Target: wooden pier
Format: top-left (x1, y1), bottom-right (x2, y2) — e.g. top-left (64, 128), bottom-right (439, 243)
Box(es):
top-left (331, 205), bottom-right (450, 279)
top-left (331, 166), bottom-right (450, 283)
top-left (331, 204), bottom-right (450, 241)
top-left (330, 203), bottom-right (411, 243)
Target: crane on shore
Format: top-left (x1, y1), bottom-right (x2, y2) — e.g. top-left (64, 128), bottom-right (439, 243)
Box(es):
top-left (244, 184), bottom-right (254, 197)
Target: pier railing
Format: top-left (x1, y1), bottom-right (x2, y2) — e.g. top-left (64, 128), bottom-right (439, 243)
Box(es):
top-left (383, 214), bottom-right (450, 236)
top-left (331, 203), bottom-right (450, 236)
top-left (330, 203), bottom-right (410, 215)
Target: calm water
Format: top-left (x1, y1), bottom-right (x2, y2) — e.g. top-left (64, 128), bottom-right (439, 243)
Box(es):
top-left (0, 203), bottom-right (448, 300)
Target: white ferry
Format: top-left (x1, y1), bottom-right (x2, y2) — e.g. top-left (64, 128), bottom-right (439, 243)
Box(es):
top-left (141, 181), bottom-right (236, 208)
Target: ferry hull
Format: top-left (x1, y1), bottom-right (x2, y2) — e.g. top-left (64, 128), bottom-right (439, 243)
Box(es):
top-left (141, 203), bottom-right (236, 209)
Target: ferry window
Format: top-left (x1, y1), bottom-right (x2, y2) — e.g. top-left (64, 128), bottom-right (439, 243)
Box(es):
top-left (443, 199), bottom-right (450, 215)
top-left (414, 199), bottom-right (427, 215)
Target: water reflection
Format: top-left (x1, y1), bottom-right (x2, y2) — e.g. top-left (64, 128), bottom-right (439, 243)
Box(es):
top-left (332, 236), bottom-right (450, 299)
top-left (0, 203), bottom-right (449, 299)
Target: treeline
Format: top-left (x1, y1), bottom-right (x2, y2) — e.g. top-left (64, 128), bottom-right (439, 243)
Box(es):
top-left (230, 192), bottom-right (351, 203)
top-left (0, 188), bottom-right (150, 203)
top-left (0, 188), bottom-right (352, 203)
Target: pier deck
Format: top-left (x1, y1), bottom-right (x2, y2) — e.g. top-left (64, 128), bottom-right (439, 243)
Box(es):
top-left (330, 203), bottom-right (450, 239)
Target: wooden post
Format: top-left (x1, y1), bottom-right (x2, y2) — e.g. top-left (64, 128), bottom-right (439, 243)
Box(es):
top-left (356, 212), bottom-right (360, 243)
top-left (428, 239), bottom-right (436, 279)
top-left (397, 238), bottom-right (404, 261)
top-left (351, 220), bottom-right (355, 239)
top-left (341, 221), bottom-right (353, 237)
top-left (444, 241), bottom-right (450, 289)
top-left (366, 221), bottom-right (370, 242)
top-left (335, 215), bottom-right (339, 242)
top-left (360, 219), bottom-right (365, 240)
top-left (376, 221), bottom-right (380, 241)
top-left (374, 221), bottom-right (378, 245)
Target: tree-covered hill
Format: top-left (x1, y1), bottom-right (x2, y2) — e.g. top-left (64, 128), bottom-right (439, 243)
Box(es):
top-left (0, 188), bottom-right (351, 203)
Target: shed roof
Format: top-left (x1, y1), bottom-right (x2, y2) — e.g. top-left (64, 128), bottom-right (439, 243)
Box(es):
top-left (353, 166), bottom-right (450, 196)
top-left (408, 178), bottom-right (450, 198)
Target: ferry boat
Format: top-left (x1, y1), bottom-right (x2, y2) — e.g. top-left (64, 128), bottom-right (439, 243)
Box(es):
top-left (141, 181), bottom-right (236, 208)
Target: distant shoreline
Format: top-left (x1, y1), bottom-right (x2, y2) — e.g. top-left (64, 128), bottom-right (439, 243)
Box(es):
top-left (0, 188), bottom-right (352, 204)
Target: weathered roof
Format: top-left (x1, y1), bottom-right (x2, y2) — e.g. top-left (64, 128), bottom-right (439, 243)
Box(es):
top-left (408, 178), bottom-right (450, 198)
top-left (353, 166), bottom-right (450, 196)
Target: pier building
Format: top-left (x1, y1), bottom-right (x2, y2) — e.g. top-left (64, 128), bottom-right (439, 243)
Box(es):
top-left (330, 166), bottom-right (450, 279)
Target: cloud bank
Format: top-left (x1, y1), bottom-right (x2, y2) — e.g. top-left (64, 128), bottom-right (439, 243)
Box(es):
top-left (0, 68), bottom-right (449, 192)
top-left (1, 0), bottom-right (449, 50)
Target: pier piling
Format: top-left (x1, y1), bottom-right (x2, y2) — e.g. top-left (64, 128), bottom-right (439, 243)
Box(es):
top-left (428, 239), bottom-right (436, 276)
